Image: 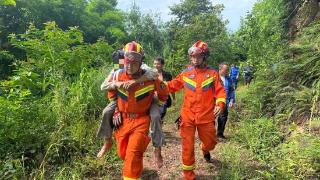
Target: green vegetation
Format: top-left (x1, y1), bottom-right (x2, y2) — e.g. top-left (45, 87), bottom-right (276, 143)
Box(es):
top-left (219, 0), bottom-right (320, 178)
top-left (165, 0), bottom-right (232, 75)
top-left (220, 84), bottom-right (320, 180)
top-left (0, 22), bottom-right (116, 179)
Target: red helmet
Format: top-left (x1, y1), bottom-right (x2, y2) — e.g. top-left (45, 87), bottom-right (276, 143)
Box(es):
top-left (188, 40), bottom-right (210, 57)
top-left (123, 41), bottom-right (144, 57)
top-left (123, 41), bottom-right (145, 65)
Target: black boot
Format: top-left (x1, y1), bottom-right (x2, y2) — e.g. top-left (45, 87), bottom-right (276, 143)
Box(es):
top-left (217, 133), bottom-right (226, 139)
top-left (203, 152), bottom-right (211, 163)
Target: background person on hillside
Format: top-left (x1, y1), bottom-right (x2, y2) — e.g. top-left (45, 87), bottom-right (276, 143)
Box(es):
top-left (230, 64), bottom-right (240, 89)
top-left (243, 64), bottom-right (254, 85)
top-left (153, 57), bottom-right (176, 119)
top-left (217, 62), bottom-right (235, 139)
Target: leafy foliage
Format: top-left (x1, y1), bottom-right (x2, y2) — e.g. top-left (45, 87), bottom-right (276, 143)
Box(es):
top-left (0, 0), bottom-right (15, 6)
top-left (0, 23), bottom-right (112, 178)
top-left (0, 0), bottom-right (125, 44)
top-left (234, 0), bottom-right (319, 123)
top-left (165, 0), bottom-right (232, 74)
top-left (271, 133), bottom-right (320, 179)
top-left (1, 22), bottom-right (112, 97)
top-left (228, 0), bottom-right (320, 179)
top-left (233, 0), bottom-right (288, 68)
top-left (125, 3), bottom-right (166, 61)
top-left (0, 0), bottom-right (125, 80)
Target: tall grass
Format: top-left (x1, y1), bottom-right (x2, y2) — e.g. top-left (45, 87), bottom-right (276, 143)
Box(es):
top-left (0, 23), bottom-right (121, 179)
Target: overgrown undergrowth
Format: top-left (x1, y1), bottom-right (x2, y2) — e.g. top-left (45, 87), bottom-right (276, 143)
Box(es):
top-left (222, 84), bottom-right (320, 180)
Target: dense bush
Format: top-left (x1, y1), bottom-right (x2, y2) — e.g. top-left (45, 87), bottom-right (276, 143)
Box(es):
top-left (233, 117), bottom-right (283, 161)
top-left (0, 23), bottom-right (113, 178)
top-left (226, 0), bottom-right (320, 179)
top-left (271, 133), bottom-right (320, 179)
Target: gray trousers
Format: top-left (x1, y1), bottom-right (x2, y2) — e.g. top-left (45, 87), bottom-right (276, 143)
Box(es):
top-left (96, 98), bottom-right (164, 148)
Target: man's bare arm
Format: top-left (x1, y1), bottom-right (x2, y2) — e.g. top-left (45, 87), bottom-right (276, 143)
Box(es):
top-left (101, 69), bottom-right (125, 91)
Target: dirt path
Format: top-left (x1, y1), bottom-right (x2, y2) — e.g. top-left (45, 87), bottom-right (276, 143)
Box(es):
top-left (141, 122), bottom-right (224, 180)
top-left (104, 88), bottom-right (261, 179)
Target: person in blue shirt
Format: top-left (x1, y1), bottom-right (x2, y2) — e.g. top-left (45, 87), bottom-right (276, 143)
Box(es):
top-left (230, 64), bottom-right (240, 89)
top-left (217, 62), bottom-right (235, 139)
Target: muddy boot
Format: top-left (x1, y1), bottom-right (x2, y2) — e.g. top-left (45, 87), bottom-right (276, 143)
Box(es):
top-left (153, 147), bottom-right (163, 168)
top-left (97, 138), bottom-right (112, 159)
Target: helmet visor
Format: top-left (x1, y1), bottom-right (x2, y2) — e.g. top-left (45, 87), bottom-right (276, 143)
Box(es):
top-left (124, 51), bottom-right (142, 61)
top-left (188, 46), bottom-right (203, 56)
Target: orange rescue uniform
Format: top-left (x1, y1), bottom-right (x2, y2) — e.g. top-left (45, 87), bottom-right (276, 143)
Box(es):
top-left (167, 65), bottom-right (226, 180)
top-left (108, 69), bottom-right (169, 180)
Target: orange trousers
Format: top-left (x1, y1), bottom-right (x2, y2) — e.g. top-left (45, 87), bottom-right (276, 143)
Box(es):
top-left (114, 116), bottom-right (150, 180)
top-left (180, 121), bottom-right (217, 180)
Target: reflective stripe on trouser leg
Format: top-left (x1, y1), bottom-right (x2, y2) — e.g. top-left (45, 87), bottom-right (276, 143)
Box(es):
top-left (182, 164), bottom-right (196, 180)
top-left (182, 164), bottom-right (195, 170)
top-left (123, 177), bottom-right (137, 180)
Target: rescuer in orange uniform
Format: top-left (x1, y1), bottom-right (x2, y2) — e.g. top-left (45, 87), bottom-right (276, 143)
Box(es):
top-left (166, 41), bottom-right (226, 180)
top-left (108, 41), bottom-right (169, 180)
